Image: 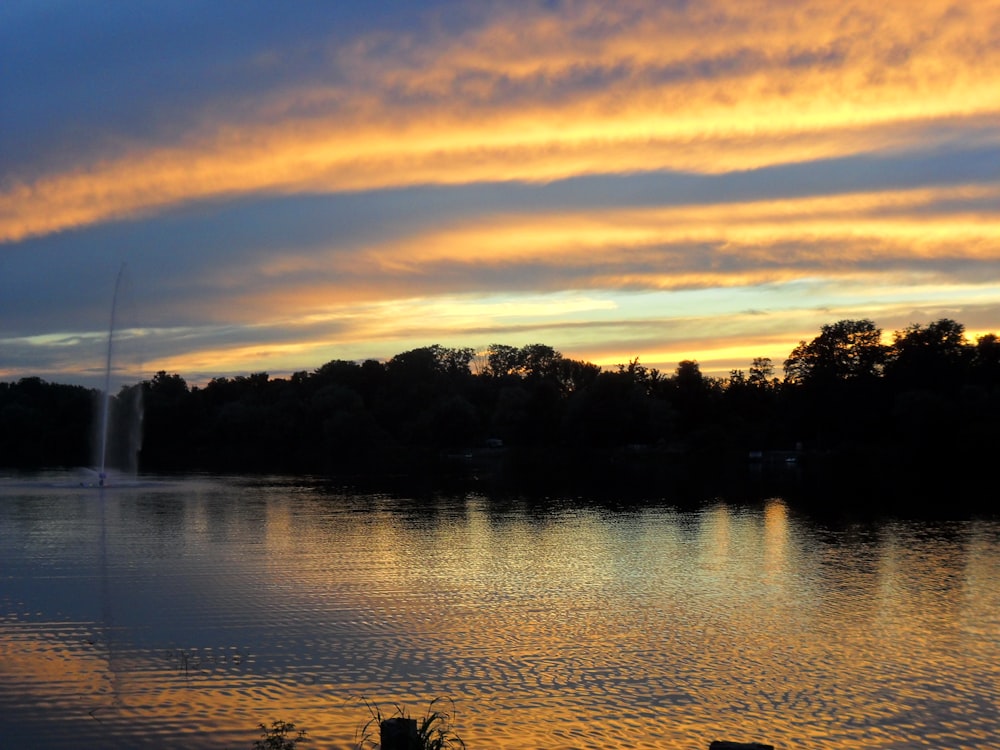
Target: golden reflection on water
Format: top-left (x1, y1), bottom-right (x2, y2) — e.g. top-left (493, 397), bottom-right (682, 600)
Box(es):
top-left (0, 480), bottom-right (997, 749)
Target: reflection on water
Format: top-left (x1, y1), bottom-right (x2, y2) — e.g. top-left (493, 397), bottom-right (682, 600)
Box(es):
top-left (0, 474), bottom-right (997, 749)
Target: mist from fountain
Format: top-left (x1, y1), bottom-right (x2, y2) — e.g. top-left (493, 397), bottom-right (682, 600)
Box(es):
top-left (90, 263), bottom-right (144, 487)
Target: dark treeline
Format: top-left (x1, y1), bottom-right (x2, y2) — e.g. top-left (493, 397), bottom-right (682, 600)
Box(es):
top-left (3, 318), bottom-right (999, 506)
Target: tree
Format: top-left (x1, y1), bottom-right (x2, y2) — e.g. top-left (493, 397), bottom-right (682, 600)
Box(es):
top-left (782, 320), bottom-right (890, 454)
top-left (147, 370), bottom-right (188, 399)
top-left (565, 368), bottom-right (669, 449)
top-left (617, 357), bottom-right (663, 395)
top-left (520, 343), bottom-right (561, 378)
top-left (0, 378), bottom-right (91, 467)
top-left (490, 384), bottom-right (531, 443)
top-left (670, 360), bottom-right (712, 434)
top-left (386, 345), bottom-right (474, 380)
top-left (484, 344), bottom-right (522, 378)
top-left (674, 360), bottom-right (704, 391)
top-left (783, 319), bottom-right (886, 384)
top-left (886, 318), bottom-right (969, 391)
top-left (312, 384), bottom-right (377, 466)
top-left (971, 333), bottom-right (1000, 385)
top-left (141, 371), bottom-right (197, 470)
top-left (748, 357), bottom-right (776, 388)
top-left (427, 394), bottom-right (479, 447)
top-left (553, 357), bottom-right (601, 394)
top-left (723, 358), bottom-right (785, 452)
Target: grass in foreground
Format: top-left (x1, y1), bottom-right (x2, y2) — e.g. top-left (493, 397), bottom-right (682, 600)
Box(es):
top-left (356, 697), bottom-right (466, 750)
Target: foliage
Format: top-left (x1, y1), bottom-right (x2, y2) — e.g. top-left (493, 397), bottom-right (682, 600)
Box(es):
top-left (886, 318), bottom-right (969, 390)
top-left (3, 320), bottom-right (1000, 498)
top-left (252, 720), bottom-right (309, 750)
top-left (783, 319), bottom-right (886, 384)
top-left (748, 356), bottom-right (776, 387)
top-left (0, 377), bottom-right (91, 467)
top-left (356, 698), bottom-right (465, 750)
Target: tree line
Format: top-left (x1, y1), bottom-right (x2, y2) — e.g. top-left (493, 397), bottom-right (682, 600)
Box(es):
top-left (2, 318), bottom-right (999, 501)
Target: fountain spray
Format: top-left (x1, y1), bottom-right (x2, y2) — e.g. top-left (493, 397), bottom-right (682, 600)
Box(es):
top-left (97, 263), bottom-right (126, 486)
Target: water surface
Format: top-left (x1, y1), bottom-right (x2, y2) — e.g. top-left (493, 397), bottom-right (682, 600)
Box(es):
top-left (1, 474), bottom-right (997, 748)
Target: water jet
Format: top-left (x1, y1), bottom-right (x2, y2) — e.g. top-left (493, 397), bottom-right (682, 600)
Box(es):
top-left (89, 263), bottom-right (143, 486)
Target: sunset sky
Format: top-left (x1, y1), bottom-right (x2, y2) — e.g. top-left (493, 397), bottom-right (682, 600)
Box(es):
top-left (3, 0), bottom-right (999, 389)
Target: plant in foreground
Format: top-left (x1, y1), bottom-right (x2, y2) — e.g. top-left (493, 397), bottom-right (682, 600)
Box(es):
top-left (252, 719), bottom-right (309, 749)
top-left (356, 697), bottom-right (465, 750)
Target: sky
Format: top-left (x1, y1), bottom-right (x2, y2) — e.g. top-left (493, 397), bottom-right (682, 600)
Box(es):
top-left (2, 0), bottom-right (999, 390)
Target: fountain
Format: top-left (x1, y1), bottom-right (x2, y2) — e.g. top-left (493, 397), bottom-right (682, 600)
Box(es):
top-left (89, 263), bottom-right (143, 487)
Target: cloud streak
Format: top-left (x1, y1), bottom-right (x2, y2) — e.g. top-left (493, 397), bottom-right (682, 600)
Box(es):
top-left (4, 0), bottom-right (998, 241)
top-left (1, 0), bottom-right (998, 386)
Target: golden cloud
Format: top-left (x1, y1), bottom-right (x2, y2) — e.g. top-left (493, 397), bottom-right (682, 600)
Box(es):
top-left (356, 184), bottom-right (1000, 278)
top-left (2, 1), bottom-right (998, 243)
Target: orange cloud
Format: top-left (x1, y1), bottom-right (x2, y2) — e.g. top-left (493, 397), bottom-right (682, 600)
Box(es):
top-left (123, 177), bottom-right (999, 380)
top-left (356, 184), bottom-right (1000, 282)
top-left (2, 0), bottom-right (997, 243)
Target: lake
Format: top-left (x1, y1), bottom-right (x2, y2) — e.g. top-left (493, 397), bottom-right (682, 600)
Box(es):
top-left (1, 472), bottom-right (997, 749)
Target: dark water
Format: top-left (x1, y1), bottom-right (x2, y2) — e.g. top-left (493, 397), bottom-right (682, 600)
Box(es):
top-left (1, 473), bottom-right (997, 749)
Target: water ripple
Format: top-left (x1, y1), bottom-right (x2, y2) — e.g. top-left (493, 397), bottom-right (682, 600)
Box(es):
top-left (0, 478), bottom-right (997, 749)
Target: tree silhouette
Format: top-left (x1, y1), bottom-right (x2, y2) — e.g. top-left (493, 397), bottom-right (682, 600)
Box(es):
top-left (886, 318), bottom-right (969, 392)
top-left (3, 318), bottom-right (999, 508)
top-left (784, 319), bottom-right (886, 385)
